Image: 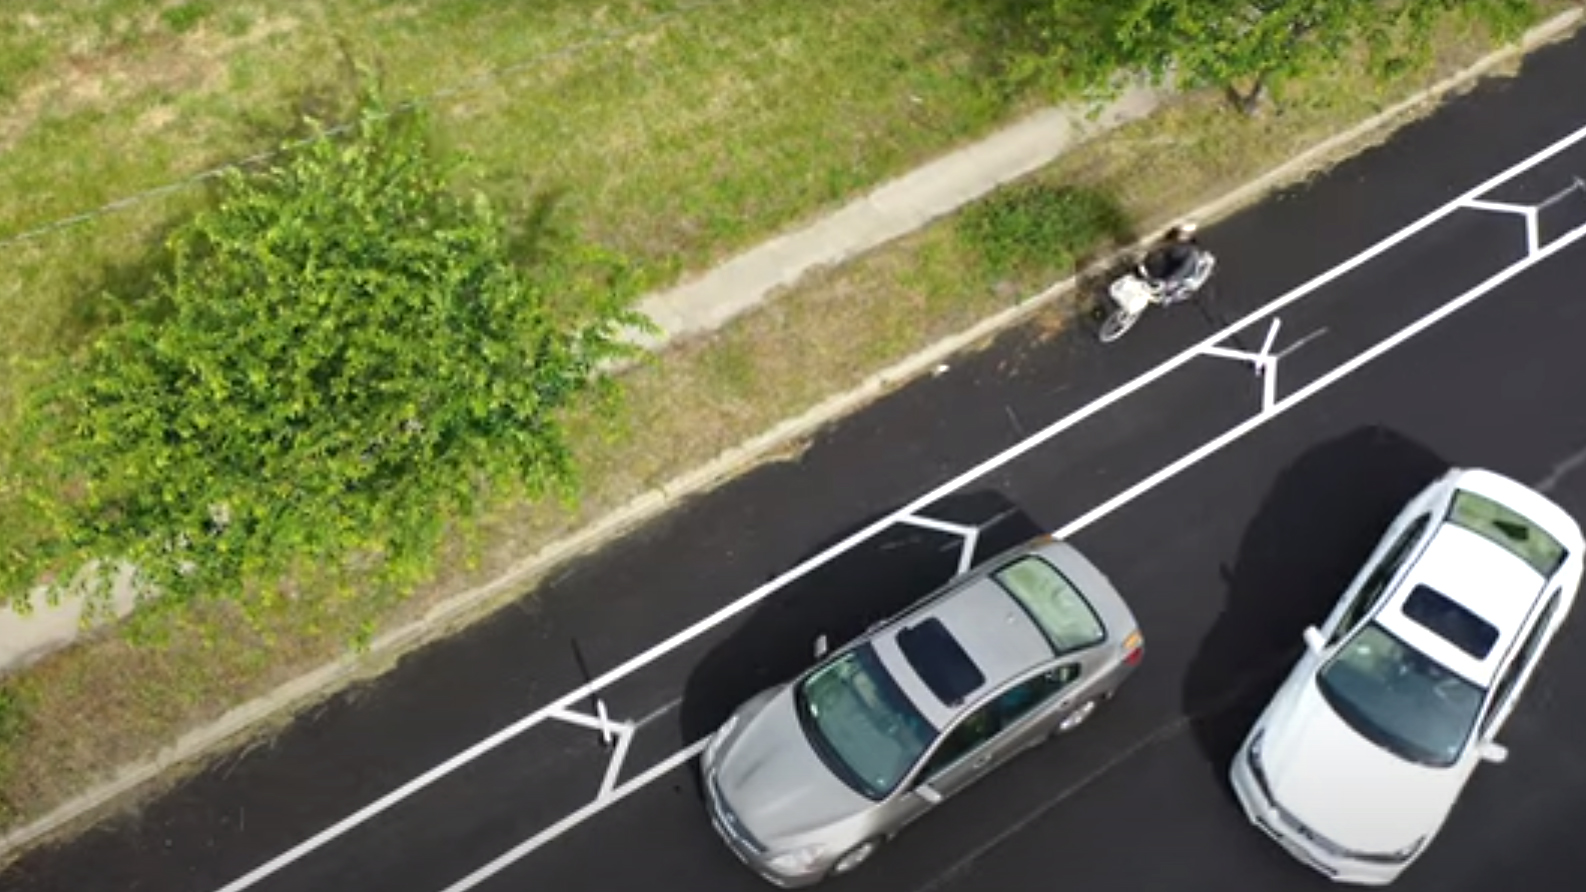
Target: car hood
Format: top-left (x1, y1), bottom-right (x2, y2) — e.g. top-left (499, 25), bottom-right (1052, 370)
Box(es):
top-left (713, 690), bottom-right (872, 846)
top-left (1260, 677), bottom-right (1469, 854)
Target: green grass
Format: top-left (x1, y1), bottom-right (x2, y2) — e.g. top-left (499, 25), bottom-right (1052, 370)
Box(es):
top-left (0, 0), bottom-right (1576, 853)
top-left (0, 0), bottom-right (1035, 402)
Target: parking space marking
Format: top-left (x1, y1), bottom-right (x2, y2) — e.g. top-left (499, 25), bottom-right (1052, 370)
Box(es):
top-left (437, 209), bottom-right (1586, 892)
top-left (1462, 174), bottom-right (1586, 255)
top-left (444, 740), bottom-right (710, 892)
top-left (1055, 215), bottom-right (1586, 541)
top-left (208, 119), bottom-right (1586, 892)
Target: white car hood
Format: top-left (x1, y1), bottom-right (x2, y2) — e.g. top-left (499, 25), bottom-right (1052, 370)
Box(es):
top-left (1260, 678), bottom-right (1470, 855)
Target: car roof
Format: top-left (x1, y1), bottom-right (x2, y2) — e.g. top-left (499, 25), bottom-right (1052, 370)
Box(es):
top-left (1376, 521), bottom-right (1545, 687)
top-left (872, 575), bottom-right (1054, 730)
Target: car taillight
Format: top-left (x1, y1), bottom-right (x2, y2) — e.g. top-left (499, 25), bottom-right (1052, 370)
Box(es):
top-left (1121, 630), bottom-right (1144, 665)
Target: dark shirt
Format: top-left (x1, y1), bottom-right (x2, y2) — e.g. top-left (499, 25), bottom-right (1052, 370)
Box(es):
top-left (1142, 241), bottom-right (1198, 283)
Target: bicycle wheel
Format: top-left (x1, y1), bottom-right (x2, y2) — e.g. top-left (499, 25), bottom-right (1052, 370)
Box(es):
top-left (1098, 307), bottom-right (1142, 343)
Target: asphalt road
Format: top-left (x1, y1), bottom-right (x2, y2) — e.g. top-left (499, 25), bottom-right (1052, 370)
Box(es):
top-left (9, 27), bottom-right (1586, 892)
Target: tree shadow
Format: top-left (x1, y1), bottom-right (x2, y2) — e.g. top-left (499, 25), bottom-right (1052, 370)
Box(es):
top-left (1071, 246), bottom-right (1139, 324)
top-left (234, 37), bottom-right (365, 149)
top-left (932, 0), bottom-right (1096, 102)
top-left (1182, 425), bottom-right (1449, 801)
top-left (53, 55), bottom-right (368, 355)
top-left (49, 207), bottom-right (202, 356)
top-left (677, 489), bottom-right (1045, 797)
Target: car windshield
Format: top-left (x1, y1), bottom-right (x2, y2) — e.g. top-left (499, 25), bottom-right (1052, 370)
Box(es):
top-left (1447, 489), bottom-right (1567, 576)
top-left (993, 556), bottom-right (1106, 654)
top-left (796, 644), bottom-right (935, 800)
top-left (1316, 622), bottom-right (1484, 768)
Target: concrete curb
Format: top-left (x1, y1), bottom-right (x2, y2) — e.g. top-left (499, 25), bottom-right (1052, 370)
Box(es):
top-left (3, 5), bottom-right (1581, 862)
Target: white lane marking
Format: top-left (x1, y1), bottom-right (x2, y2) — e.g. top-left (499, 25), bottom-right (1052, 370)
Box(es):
top-left (596, 725), bottom-right (635, 801)
top-left (1465, 199), bottom-right (1535, 215)
top-left (441, 740), bottom-right (708, 892)
top-left (594, 698), bottom-right (615, 747)
top-left (207, 119), bottom-right (1586, 892)
top-left (546, 706), bottom-right (628, 740)
top-left (1462, 195), bottom-right (1544, 255)
top-left (896, 514), bottom-right (980, 540)
top-left (445, 213), bottom-right (1586, 892)
top-left (895, 514), bottom-right (980, 572)
top-left (1199, 317), bottom-right (1284, 412)
top-left (1054, 218), bottom-right (1586, 540)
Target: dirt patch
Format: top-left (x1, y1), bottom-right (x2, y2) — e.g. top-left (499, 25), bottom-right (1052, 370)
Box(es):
top-left (0, 0), bottom-right (1579, 865)
top-left (0, 12), bottom-right (299, 152)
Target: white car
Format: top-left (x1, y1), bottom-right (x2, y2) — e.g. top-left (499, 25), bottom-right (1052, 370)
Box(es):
top-left (1229, 467), bottom-right (1583, 885)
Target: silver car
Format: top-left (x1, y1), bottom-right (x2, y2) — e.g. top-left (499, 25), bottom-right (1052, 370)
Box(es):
top-left (700, 534), bottom-right (1144, 887)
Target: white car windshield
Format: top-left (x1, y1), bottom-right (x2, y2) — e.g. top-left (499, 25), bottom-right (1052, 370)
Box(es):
top-left (1316, 622), bottom-right (1484, 768)
top-left (796, 644), bottom-right (934, 800)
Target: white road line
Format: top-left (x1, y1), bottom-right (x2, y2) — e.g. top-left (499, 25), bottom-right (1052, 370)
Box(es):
top-left (1055, 217), bottom-right (1586, 541)
top-left (896, 514), bottom-right (980, 540)
top-left (206, 119), bottom-right (1586, 892)
top-left (957, 528), bottom-right (981, 574)
top-left (895, 515), bottom-right (982, 573)
top-left (1199, 317), bottom-right (1284, 412)
top-left (1465, 198), bottom-right (1535, 215)
top-left (546, 707), bottom-right (610, 734)
top-left (440, 740), bottom-right (709, 892)
top-left (439, 212), bottom-right (1586, 892)
top-left (596, 725), bottom-right (634, 801)
top-left (1462, 197), bottom-right (1543, 256)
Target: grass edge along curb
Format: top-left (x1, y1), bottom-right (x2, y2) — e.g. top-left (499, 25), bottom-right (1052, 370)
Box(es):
top-left (2, 4), bottom-right (1582, 865)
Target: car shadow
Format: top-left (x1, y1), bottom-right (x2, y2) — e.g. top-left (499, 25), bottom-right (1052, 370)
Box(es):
top-left (1182, 425), bottom-right (1449, 801)
top-left (677, 489), bottom-right (1045, 797)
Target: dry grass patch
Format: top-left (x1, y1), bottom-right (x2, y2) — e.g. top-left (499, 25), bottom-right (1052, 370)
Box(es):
top-left (0, 0), bottom-right (1578, 852)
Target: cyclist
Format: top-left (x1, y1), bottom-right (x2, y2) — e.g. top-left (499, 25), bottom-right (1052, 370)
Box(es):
top-left (1139, 222), bottom-right (1204, 303)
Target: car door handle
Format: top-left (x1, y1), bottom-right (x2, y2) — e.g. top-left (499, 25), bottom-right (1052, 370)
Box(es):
top-left (972, 755), bottom-right (991, 769)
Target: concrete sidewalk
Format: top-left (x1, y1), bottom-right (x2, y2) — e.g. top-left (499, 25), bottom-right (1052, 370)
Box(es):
top-left (0, 83), bottom-right (1170, 677)
top-left (632, 83), bottom-right (1169, 350)
top-left (3, 5), bottom-right (1582, 862)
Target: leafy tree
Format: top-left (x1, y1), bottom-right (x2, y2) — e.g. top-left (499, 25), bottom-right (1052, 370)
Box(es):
top-left (1021, 0), bottom-right (1541, 113)
top-left (3, 90), bottom-right (652, 632)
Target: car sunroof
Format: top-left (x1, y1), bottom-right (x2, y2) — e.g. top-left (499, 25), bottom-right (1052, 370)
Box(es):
top-left (1402, 584), bottom-right (1499, 659)
top-left (896, 617), bottom-right (985, 707)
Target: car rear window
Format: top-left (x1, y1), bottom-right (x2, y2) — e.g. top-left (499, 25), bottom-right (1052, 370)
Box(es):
top-left (1402, 584), bottom-right (1499, 659)
top-left (992, 556), bottom-right (1105, 654)
top-left (1448, 490), bottom-right (1567, 577)
top-left (897, 617), bottom-right (985, 707)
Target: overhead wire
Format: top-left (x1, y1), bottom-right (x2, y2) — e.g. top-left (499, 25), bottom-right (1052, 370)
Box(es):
top-left (0, 0), bottom-right (734, 250)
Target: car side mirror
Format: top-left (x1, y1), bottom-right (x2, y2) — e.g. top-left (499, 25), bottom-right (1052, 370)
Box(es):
top-left (813, 634), bottom-right (830, 661)
top-left (1478, 740), bottom-right (1509, 764)
top-left (1302, 626), bottom-right (1327, 655)
top-left (916, 783), bottom-right (943, 805)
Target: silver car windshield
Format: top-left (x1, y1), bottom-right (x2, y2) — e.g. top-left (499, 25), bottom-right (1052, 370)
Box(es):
top-left (795, 643), bottom-right (934, 800)
top-left (1315, 622), bottom-right (1484, 768)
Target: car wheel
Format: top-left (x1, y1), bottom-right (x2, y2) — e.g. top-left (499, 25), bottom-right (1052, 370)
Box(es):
top-left (831, 839), bottom-right (881, 876)
top-left (1055, 698), bottom-right (1099, 734)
